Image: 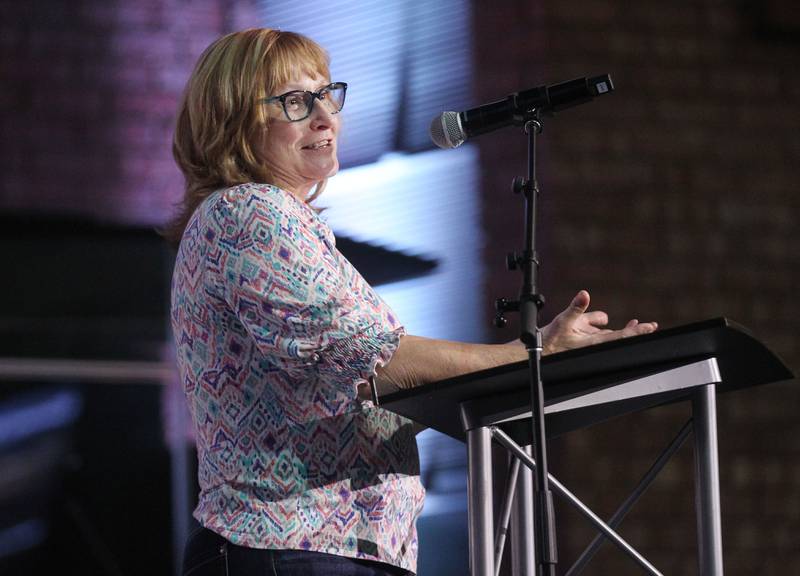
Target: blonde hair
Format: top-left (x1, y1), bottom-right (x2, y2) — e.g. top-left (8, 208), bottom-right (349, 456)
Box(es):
top-left (164, 28), bottom-right (330, 245)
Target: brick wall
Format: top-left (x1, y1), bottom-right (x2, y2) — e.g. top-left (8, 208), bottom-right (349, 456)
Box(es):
top-left (0, 0), bottom-right (257, 225)
top-left (476, 1), bottom-right (799, 574)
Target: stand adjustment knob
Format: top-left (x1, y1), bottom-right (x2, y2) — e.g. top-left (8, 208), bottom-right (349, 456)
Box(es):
top-left (506, 252), bottom-right (520, 271)
top-left (493, 297), bottom-right (520, 328)
top-left (512, 176), bottom-right (528, 195)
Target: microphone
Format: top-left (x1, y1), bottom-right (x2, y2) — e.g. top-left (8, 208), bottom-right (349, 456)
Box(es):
top-left (429, 74), bottom-right (614, 149)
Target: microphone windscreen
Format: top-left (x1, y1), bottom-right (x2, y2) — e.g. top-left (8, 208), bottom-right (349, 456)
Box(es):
top-left (429, 112), bottom-right (465, 149)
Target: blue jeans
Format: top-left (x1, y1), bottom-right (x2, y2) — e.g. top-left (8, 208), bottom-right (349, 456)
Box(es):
top-left (182, 526), bottom-right (412, 576)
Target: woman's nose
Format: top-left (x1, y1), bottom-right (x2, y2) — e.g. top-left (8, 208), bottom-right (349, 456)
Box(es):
top-left (309, 99), bottom-right (336, 129)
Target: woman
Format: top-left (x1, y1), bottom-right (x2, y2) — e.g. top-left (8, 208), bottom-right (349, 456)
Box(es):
top-left (168, 28), bottom-right (656, 576)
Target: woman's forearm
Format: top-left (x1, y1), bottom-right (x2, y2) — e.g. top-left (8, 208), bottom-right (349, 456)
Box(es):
top-left (372, 335), bottom-right (527, 396)
top-left (366, 290), bottom-right (657, 400)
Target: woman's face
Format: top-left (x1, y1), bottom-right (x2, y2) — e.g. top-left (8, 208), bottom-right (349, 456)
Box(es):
top-left (258, 72), bottom-right (341, 199)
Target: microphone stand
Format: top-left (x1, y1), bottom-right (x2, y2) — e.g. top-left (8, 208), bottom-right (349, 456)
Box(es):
top-left (495, 108), bottom-right (557, 576)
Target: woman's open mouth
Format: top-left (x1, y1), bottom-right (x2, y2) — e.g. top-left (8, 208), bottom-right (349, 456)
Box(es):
top-left (302, 139), bottom-right (332, 150)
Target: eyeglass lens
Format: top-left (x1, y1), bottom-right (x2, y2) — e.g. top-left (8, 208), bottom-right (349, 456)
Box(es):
top-left (283, 84), bottom-right (346, 121)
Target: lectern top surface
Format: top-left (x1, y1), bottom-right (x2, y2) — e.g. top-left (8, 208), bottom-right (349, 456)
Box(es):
top-left (380, 318), bottom-right (793, 440)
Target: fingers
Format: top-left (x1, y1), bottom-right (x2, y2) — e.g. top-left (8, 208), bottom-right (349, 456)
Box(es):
top-left (591, 321), bottom-right (658, 345)
top-left (571, 290), bottom-right (590, 312)
top-left (554, 290), bottom-right (658, 347)
top-left (618, 321), bottom-right (658, 339)
top-left (558, 290), bottom-right (591, 324)
top-left (577, 312), bottom-right (611, 335)
top-left (583, 310), bottom-right (609, 327)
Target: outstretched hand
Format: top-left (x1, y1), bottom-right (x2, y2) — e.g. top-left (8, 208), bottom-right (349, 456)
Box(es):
top-left (540, 290), bottom-right (657, 355)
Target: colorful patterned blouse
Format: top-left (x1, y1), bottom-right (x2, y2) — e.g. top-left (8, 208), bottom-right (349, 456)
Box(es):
top-left (171, 183), bottom-right (425, 573)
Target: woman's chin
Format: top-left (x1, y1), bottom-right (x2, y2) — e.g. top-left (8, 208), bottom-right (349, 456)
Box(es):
top-left (314, 159), bottom-right (339, 180)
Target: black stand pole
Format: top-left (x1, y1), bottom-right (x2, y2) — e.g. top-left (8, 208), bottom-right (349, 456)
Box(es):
top-left (495, 109), bottom-right (557, 576)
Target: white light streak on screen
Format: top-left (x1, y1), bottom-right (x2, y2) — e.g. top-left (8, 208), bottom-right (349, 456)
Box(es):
top-left (321, 147), bottom-right (485, 342)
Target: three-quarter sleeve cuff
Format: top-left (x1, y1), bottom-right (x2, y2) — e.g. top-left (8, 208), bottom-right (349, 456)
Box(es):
top-left (315, 325), bottom-right (405, 396)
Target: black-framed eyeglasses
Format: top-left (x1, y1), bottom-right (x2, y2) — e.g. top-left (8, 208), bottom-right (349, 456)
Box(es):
top-left (262, 82), bottom-right (348, 122)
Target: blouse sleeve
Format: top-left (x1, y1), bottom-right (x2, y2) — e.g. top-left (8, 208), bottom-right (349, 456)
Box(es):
top-left (214, 185), bottom-right (403, 394)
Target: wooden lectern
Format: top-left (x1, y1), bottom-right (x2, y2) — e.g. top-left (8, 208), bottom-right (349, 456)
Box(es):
top-left (381, 318), bottom-right (793, 576)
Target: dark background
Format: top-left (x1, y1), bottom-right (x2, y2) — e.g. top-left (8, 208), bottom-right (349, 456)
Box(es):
top-left (1, 0), bottom-right (798, 574)
top-left (476, 1), bottom-right (799, 574)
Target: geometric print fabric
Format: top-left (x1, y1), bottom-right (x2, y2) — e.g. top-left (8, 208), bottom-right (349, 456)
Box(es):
top-left (171, 183), bottom-right (425, 572)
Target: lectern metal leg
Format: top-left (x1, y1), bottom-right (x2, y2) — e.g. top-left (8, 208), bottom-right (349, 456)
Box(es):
top-left (495, 456), bottom-right (520, 574)
top-left (491, 426), bottom-right (664, 575)
top-left (468, 427), bottom-right (495, 576)
top-left (511, 445), bottom-right (536, 576)
top-left (693, 384), bottom-right (724, 576)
